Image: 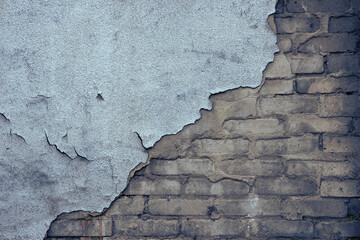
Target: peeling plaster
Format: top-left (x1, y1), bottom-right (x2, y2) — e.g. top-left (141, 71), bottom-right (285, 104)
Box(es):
top-left (0, 0), bottom-right (277, 239)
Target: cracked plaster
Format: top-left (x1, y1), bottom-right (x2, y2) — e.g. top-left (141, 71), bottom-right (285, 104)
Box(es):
top-left (0, 0), bottom-right (277, 239)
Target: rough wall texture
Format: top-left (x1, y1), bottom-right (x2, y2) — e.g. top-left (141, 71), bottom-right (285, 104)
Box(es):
top-left (0, 1), bottom-right (277, 239)
top-left (45, 0), bottom-right (360, 239)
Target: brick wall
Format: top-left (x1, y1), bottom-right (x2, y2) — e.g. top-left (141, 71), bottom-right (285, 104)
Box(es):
top-left (45, 0), bottom-right (360, 239)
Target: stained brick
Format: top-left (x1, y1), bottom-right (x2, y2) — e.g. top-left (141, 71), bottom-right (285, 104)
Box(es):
top-left (106, 196), bottom-right (144, 216)
top-left (277, 36), bottom-right (292, 53)
top-left (149, 158), bottom-right (214, 175)
top-left (256, 135), bottom-right (318, 156)
top-left (275, 16), bottom-right (320, 33)
top-left (254, 219), bottom-right (314, 238)
top-left (323, 136), bottom-right (360, 153)
top-left (148, 198), bottom-right (211, 216)
top-left (320, 95), bottom-right (360, 117)
top-left (113, 217), bottom-right (179, 237)
top-left (296, 76), bottom-right (359, 94)
top-left (287, 115), bottom-right (351, 134)
top-left (47, 219), bottom-right (112, 237)
top-left (316, 221), bottom-right (360, 238)
top-left (255, 177), bottom-right (317, 196)
top-left (329, 16), bottom-right (360, 33)
top-left (287, 0), bottom-right (351, 12)
top-left (290, 55), bottom-right (324, 74)
top-left (217, 199), bottom-right (281, 216)
top-left (286, 161), bottom-right (354, 177)
top-left (219, 159), bottom-right (283, 176)
top-left (282, 199), bottom-right (347, 219)
top-left (327, 54), bottom-right (360, 73)
top-left (214, 97), bottom-right (257, 119)
top-left (258, 96), bottom-right (318, 115)
top-left (321, 180), bottom-right (360, 197)
top-left (124, 177), bottom-right (181, 195)
top-left (182, 219), bottom-right (246, 237)
top-left (192, 138), bottom-right (249, 157)
top-left (299, 35), bottom-right (358, 53)
top-left (355, 118), bottom-right (360, 134)
top-left (223, 118), bottom-right (284, 136)
top-left (184, 178), bottom-right (249, 197)
top-left (260, 80), bottom-right (294, 95)
top-left (349, 199), bottom-right (360, 217)
top-left (263, 53), bottom-right (294, 79)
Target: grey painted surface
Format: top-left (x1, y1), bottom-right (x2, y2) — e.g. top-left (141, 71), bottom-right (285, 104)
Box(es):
top-left (0, 0), bottom-right (277, 239)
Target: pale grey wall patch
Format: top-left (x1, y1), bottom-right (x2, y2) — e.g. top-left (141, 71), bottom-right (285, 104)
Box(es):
top-left (0, 0), bottom-right (277, 239)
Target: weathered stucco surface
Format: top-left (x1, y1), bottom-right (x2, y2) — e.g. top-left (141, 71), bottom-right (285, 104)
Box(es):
top-left (0, 0), bottom-right (277, 239)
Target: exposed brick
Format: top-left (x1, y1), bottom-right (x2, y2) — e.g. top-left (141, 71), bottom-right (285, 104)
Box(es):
top-left (148, 198), bottom-right (212, 216)
top-left (275, 16), bottom-right (320, 33)
top-left (149, 158), bottom-right (214, 175)
top-left (223, 118), bottom-right (284, 136)
top-left (260, 80), bottom-right (294, 95)
top-left (254, 219), bottom-right (314, 238)
top-left (286, 161), bottom-right (354, 177)
top-left (321, 180), bottom-right (360, 197)
top-left (184, 178), bottom-right (249, 197)
top-left (299, 34), bottom-right (358, 53)
top-left (282, 199), bottom-right (348, 219)
top-left (349, 199), bottom-right (360, 217)
top-left (103, 237), bottom-right (190, 240)
top-left (320, 95), bottom-right (360, 117)
top-left (258, 96), bottom-right (319, 115)
top-left (287, 0), bottom-right (351, 12)
top-left (106, 196), bottom-right (144, 216)
top-left (214, 97), bottom-right (257, 119)
top-left (323, 136), bottom-right (360, 153)
top-left (113, 217), bottom-right (179, 237)
top-left (277, 36), bottom-right (292, 53)
top-left (287, 115), bottom-right (351, 134)
top-left (327, 54), bottom-right (360, 73)
top-left (47, 219), bottom-right (112, 237)
top-left (329, 16), bottom-right (360, 33)
top-left (124, 177), bottom-right (181, 195)
top-left (217, 198), bottom-right (281, 216)
top-left (256, 135), bottom-right (318, 156)
top-left (290, 55), bottom-right (324, 74)
top-left (353, 0), bottom-right (360, 13)
top-left (263, 53), bottom-right (294, 79)
top-left (254, 178), bottom-right (317, 196)
top-left (191, 138), bottom-right (249, 157)
top-left (355, 118), bottom-right (360, 134)
top-left (219, 159), bottom-right (283, 177)
top-left (316, 221), bottom-right (360, 238)
top-left (182, 219), bottom-right (246, 237)
top-left (296, 76), bottom-right (359, 94)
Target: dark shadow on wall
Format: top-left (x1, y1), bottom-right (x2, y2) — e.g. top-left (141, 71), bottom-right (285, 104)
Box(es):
top-left (44, 0), bottom-right (360, 239)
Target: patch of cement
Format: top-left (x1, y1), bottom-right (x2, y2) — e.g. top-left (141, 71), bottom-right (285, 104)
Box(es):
top-left (0, 0), bottom-right (277, 239)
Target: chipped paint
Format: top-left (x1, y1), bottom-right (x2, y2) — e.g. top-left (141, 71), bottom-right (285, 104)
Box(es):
top-left (0, 0), bottom-right (277, 239)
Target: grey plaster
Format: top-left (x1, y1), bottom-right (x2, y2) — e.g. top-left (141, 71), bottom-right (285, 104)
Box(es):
top-left (0, 0), bottom-right (277, 239)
